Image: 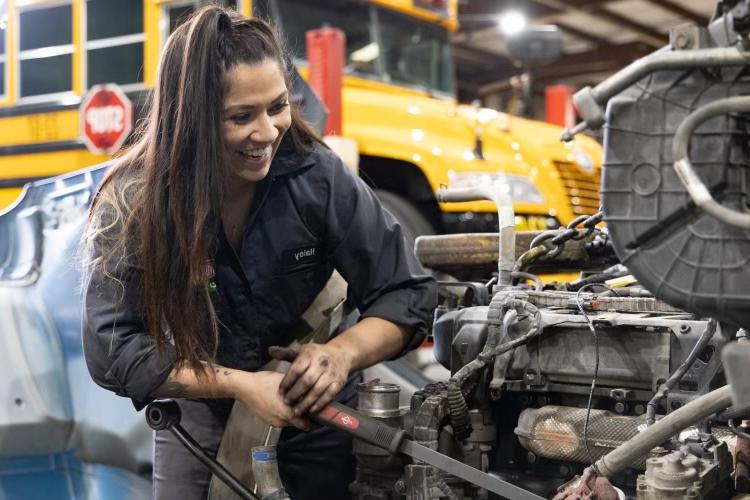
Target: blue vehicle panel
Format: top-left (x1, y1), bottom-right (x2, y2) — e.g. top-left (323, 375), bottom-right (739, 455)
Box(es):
top-left (0, 165), bottom-right (152, 498)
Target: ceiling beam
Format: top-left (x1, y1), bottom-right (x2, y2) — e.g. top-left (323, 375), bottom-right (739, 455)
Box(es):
top-left (527, 0), bottom-right (667, 48)
top-left (587, 7), bottom-right (667, 47)
top-left (472, 41), bottom-right (647, 94)
top-left (554, 21), bottom-right (618, 47)
top-left (648, 0), bottom-right (708, 25)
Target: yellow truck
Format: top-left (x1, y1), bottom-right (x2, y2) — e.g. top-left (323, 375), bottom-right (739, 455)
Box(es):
top-left (0, 0), bottom-right (602, 241)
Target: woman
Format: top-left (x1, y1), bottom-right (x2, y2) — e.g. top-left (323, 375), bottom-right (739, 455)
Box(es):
top-left (81, 6), bottom-right (436, 500)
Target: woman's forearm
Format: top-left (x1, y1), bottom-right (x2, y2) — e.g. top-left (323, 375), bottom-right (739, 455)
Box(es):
top-left (327, 316), bottom-right (412, 373)
top-left (150, 363), bottom-right (242, 400)
top-left (150, 363), bottom-right (310, 429)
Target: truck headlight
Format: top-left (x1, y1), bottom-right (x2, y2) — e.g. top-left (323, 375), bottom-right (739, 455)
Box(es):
top-left (573, 150), bottom-right (595, 173)
top-left (446, 172), bottom-right (546, 204)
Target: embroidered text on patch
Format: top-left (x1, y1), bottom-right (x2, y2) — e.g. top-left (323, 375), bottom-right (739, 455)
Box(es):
top-left (294, 247), bottom-right (316, 261)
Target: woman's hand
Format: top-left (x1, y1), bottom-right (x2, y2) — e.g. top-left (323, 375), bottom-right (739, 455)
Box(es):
top-left (268, 344), bottom-right (353, 416)
top-left (232, 370), bottom-right (310, 430)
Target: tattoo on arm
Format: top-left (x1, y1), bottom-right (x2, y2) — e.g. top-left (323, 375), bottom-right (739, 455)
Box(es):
top-left (153, 378), bottom-right (189, 398)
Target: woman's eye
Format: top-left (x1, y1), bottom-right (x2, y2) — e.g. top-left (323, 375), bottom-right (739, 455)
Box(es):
top-left (271, 101), bottom-right (290, 114)
top-left (231, 114), bottom-right (251, 124)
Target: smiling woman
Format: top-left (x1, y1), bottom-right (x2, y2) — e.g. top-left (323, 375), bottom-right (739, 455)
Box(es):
top-left (80, 5), bottom-right (436, 500)
top-left (221, 61), bottom-right (291, 186)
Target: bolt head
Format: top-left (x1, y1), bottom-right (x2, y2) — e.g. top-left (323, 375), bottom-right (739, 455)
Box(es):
top-left (675, 33), bottom-right (691, 49)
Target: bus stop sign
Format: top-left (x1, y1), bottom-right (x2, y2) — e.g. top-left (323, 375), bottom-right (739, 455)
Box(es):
top-left (80, 84), bottom-right (133, 155)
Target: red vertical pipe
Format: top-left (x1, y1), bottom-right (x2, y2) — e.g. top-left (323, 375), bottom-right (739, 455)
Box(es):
top-left (306, 27), bottom-right (345, 135)
top-left (545, 84), bottom-right (576, 129)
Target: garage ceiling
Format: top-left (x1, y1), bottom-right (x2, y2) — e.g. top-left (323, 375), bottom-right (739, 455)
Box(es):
top-left (454, 0), bottom-right (719, 101)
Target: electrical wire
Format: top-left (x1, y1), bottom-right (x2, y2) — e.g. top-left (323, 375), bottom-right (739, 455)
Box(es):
top-left (645, 318), bottom-right (717, 425)
top-left (575, 283), bottom-right (604, 462)
top-left (729, 419), bottom-right (750, 441)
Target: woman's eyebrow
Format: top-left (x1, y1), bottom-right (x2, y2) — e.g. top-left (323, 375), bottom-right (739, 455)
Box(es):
top-left (224, 91), bottom-right (289, 113)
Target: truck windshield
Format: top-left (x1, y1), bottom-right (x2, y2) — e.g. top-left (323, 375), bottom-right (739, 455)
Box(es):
top-left (260, 0), bottom-right (456, 97)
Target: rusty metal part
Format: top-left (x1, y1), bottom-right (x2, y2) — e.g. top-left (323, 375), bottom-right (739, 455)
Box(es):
top-left (552, 467), bottom-right (619, 500)
top-left (735, 423), bottom-right (750, 493)
top-left (515, 405), bottom-right (738, 468)
top-left (415, 231), bottom-right (611, 277)
top-left (515, 406), bottom-right (647, 466)
top-left (594, 386), bottom-right (733, 478)
top-left (636, 443), bottom-right (734, 500)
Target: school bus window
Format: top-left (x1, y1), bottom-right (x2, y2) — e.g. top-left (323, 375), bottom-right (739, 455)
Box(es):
top-left (86, 0), bottom-right (144, 87)
top-left (269, 0), bottom-right (376, 77)
top-left (167, 0), bottom-right (238, 34)
top-left (168, 4), bottom-right (194, 34)
top-left (19, 3), bottom-right (74, 98)
top-left (376, 7), bottom-right (454, 95)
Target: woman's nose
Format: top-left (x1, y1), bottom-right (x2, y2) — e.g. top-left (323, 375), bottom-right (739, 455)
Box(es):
top-left (250, 113), bottom-right (279, 143)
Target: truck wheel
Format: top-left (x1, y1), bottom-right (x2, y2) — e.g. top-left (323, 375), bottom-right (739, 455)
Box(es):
top-left (375, 190), bottom-right (434, 251)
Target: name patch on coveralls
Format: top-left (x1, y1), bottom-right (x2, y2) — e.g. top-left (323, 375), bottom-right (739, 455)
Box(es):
top-left (281, 243), bottom-right (324, 272)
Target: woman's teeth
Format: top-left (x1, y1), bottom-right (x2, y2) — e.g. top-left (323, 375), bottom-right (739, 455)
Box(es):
top-left (239, 145), bottom-right (271, 160)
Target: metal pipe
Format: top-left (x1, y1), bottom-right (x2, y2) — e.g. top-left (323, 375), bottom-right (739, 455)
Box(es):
top-left (563, 47), bottom-right (750, 140)
top-left (593, 385), bottom-right (733, 478)
top-left (672, 95), bottom-right (750, 228)
top-left (511, 271), bottom-right (543, 292)
top-left (437, 186), bottom-right (515, 286)
top-left (595, 47), bottom-right (750, 106)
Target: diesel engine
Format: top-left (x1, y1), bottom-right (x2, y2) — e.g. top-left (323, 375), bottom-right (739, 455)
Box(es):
top-left (347, 2), bottom-right (750, 498)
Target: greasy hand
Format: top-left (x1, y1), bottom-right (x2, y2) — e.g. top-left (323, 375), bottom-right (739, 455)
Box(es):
top-left (269, 344), bottom-right (352, 417)
top-left (233, 370), bottom-right (309, 430)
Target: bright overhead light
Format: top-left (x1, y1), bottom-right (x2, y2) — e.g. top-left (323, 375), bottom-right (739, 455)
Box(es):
top-left (498, 10), bottom-right (527, 36)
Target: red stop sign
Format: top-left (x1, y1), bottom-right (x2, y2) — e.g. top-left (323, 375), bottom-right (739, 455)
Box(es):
top-left (80, 84), bottom-right (133, 155)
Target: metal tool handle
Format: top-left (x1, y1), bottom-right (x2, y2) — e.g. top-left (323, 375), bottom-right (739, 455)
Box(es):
top-left (145, 400), bottom-right (260, 500)
top-left (311, 401), bottom-right (406, 454)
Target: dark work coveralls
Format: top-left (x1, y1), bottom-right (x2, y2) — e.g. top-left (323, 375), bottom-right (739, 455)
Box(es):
top-left (82, 136), bottom-right (437, 500)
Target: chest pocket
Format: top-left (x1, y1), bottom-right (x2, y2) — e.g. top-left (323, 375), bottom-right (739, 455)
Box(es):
top-left (267, 241), bottom-right (333, 324)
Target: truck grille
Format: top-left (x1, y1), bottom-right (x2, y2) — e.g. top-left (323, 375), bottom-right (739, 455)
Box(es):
top-left (553, 161), bottom-right (601, 216)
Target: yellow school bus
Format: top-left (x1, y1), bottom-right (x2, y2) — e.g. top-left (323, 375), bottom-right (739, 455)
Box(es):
top-left (0, 0), bottom-right (602, 241)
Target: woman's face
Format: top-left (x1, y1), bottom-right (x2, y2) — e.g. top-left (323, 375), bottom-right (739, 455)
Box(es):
top-left (221, 59), bottom-right (292, 186)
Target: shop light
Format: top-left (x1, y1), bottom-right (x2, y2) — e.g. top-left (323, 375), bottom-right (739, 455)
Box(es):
top-left (498, 10), bottom-right (527, 36)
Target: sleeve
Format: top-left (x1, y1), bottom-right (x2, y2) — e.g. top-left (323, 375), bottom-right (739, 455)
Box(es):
top-left (324, 153), bottom-right (438, 357)
top-left (82, 255), bottom-right (177, 411)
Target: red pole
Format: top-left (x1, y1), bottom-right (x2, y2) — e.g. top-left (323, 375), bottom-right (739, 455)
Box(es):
top-left (306, 27), bottom-right (345, 136)
top-left (545, 84), bottom-right (576, 129)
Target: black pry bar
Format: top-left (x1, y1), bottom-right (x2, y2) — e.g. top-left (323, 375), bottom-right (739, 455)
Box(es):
top-left (311, 401), bottom-right (407, 454)
top-left (146, 400), bottom-right (259, 500)
top-left (312, 401), bottom-right (544, 500)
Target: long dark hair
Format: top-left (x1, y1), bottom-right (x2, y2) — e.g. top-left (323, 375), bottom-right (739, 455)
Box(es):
top-left (85, 6), bottom-right (322, 373)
